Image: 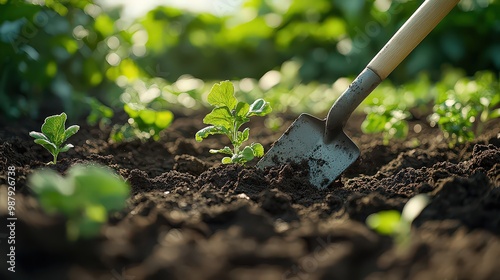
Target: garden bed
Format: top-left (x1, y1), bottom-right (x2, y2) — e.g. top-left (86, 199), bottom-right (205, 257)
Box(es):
top-left (1, 112), bottom-right (499, 280)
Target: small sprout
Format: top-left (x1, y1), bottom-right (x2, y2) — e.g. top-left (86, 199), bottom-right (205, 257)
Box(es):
top-left (195, 81), bottom-right (272, 164)
top-left (366, 194), bottom-right (430, 247)
top-left (29, 113), bottom-right (80, 164)
top-left (28, 164), bottom-right (130, 241)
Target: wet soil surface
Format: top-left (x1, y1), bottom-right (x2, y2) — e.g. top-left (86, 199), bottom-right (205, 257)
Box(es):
top-left (0, 112), bottom-right (499, 280)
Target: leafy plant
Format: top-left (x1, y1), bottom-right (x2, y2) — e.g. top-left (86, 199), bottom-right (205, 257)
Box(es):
top-left (429, 71), bottom-right (500, 147)
top-left (28, 164), bottom-right (130, 241)
top-left (29, 113), bottom-right (79, 164)
top-left (361, 105), bottom-right (410, 145)
top-left (195, 81), bottom-right (272, 164)
top-left (366, 194), bottom-right (430, 246)
top-left (110, 103), bottom-right (174, 142)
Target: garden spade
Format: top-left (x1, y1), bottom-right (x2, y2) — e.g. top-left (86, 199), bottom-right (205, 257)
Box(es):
top-left (257, 0), bottom-right (460, 189)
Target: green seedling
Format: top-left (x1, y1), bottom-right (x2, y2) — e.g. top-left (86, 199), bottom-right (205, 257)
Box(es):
top-left (28, 164), bottom-right (130, 241)
top-left (195, 81), bottom-right (272, 164)
top-left (29, 113), bottom-right (80, 164)
top-left (366, 194), bottom-right (430, 247)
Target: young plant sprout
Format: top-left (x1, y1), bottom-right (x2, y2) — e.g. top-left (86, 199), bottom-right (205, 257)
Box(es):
top-left (366, 194), bottom-right (430, 246)
top-left (29, 113), bottom-right (80, 164)
top-left (195, 81), bottom-right (272, 164)
top-left (28, 164), bottom-right (130, 241)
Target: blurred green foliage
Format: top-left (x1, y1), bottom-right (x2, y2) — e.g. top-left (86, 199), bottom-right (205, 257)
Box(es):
top-left (0, 0), bottom-right (499, 135)
top-left (136, 0), bottom-right (500, 83)
top-left (109, 103), bottom-right (173, 142)
top-left (0, 0), bottom-right (141, 119)
top-left (429, 70), bottom-right (500, 146)
top-left (361, 68), bottom-right (499, 146)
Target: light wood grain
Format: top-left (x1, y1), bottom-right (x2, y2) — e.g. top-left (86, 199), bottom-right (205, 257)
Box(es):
top-left (367, 0), bottom-right (460, 80)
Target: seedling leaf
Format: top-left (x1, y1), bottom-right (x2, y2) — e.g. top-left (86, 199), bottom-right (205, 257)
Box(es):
top-left (251, 143), bottom-right (264, 157)
top-left (248, 99), bottom-right (272, 116)
top-left (195, 125), bottom-right (229, 142)
top-left (139, 109), bottom-right (156, 125)
top-left (241, 146), bottom-right (255, 162)
top-left (41, 112), bottom-right (67, 146)
top-left (207, 81), bottom-right (238, 109)
top-left (210, 147), bottom-right (233, 155)
top-left (236, 128), bottom-right (250, 144)
top-left (59, 143), bottom-right (74, 153)
top-left (203, 107), bottom-right (233, 129)
top-left (64, 125), bottom-right (80, 142)
top-left (366, 210), bottom-right (401, 235)
top-left (235, 102), bottom-right (250, 118)
top-left (29, 164), bottom-right (130, 241)
top-left (28, 169), bottom-right (75, 214)
top-left (34, 139), bottom-right (57, 155)
top-left (29, 132), bottom-right (49, 141)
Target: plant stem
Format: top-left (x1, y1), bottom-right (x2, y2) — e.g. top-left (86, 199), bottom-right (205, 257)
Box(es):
top-left (232, 119), bottom-right (239, 154)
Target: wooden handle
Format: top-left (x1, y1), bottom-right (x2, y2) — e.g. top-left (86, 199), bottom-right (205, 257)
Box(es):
top-left (367, 0), bottom-right (459, 80)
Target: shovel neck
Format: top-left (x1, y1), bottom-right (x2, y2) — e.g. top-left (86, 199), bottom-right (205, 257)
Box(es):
top-left (325, 67), bottom-right (382, 139)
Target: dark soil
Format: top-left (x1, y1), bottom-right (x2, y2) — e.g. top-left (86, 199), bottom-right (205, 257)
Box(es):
top-left (0, 111), bottom-right (499, 280)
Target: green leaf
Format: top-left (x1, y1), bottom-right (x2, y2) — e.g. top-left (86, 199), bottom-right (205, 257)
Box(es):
top-left (489, 108), bottom-right (500, 119)
top-left (195, 125), bottom-right (229, 142)
top-left (235, 102), bottom-right (250, 118)
top-left (236, 127), bottom-right (250, 145)
top-left (155, 110), bottom-right (174, 129)
top-left (248, 99), bottom-right (272, 116)
top-left (222, 157), bottom-right (233, 164)
top-left (361, 113), bottom-right (387, 133)
top-left (41, 113), bottom-right (67, 146)
top-left (366, 210), bottom-right (402, 236)
top-left (28, 164), bottom-right (129, 241)
top-left (78, 218), bottom-right (103, 239)
top-left (68, 164), bottom-right (130, 211)
top-left (250, 143), bottom-right (265, 157)
top-left (34, 139), bottom-right (57, 155)
top-left (209, 146), bottom-right (233, 155)
top-left (64, 125), bottom-right (79, 142)
top-left (240, 146), bottom-right (255, 162)
top-left (29, 131), bottom-right (49, 141)
top-left (138, 109), bottom-right (156, 125)
top-left (203, 107), bottom-right (233, 129)
top-left (59, 143), bottom-right (74, 153)
top-left (28, 169), bottom-right (76, 215)
top-left (85, 204), bottom-right (107, 223)
top-left (124, 103), bottom-right (141, 118)
top-left (207, 81), bottom-right (238, 109)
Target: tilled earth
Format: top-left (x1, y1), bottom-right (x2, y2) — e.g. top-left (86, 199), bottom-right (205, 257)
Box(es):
top-left (0, 112), bottom-right (499, 280)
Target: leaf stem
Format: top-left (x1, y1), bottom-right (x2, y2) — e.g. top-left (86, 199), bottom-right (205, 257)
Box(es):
top-left (52, 152), bottom-right (58, 164)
